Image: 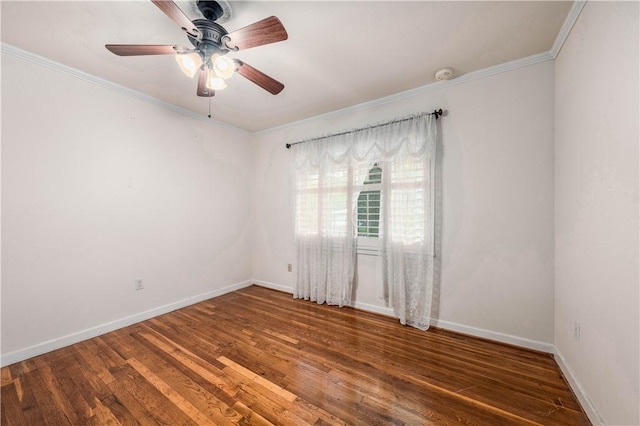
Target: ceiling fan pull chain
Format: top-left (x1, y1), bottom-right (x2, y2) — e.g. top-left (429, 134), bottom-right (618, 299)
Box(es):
top-left (208, 96), bottom-right (212, 118)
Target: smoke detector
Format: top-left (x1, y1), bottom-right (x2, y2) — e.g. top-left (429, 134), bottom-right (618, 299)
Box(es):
top-left (435, 67), bottom-right (454, 81)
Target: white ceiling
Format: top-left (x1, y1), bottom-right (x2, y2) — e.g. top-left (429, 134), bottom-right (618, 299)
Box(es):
top-left (1, 1), bottom-right (573, 132)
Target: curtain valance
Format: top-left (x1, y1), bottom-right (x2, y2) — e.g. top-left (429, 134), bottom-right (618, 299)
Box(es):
top-left (293, 114), bottom-right (436, 168)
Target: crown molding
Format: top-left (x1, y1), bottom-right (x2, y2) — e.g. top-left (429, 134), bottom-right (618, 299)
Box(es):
top-left (550, 1), bottom-right (587, 59)
top-left (0, 43), bottom-right (251, 136)
top-left (256, 50), bottom-right (554, 136)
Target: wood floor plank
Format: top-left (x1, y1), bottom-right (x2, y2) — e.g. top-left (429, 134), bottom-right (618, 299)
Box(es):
top-left (68, 347), bottom-right (115, 404)
top-left (105, 375), bottom-right (160, 424)
top-left (219, 357), bottom-right (344, 426)
top-left (222, 372), bottom-right (313, 425)
top-left (127, 357), bottom-right (234, 425)
top-left (43, 349), bottom-right (96, 419)
top-left (85, 397), bottom-right (122, 426)
top-left (94, 394), bottom-right (137, 426)
top-left (31, 357), bottom-right (84, 424)
top-left (136, 330), bottom-right (236, 396)
top-left (21, 369), bottom-right (70, 425)
top-left (1, 382), bottom-right (28, 426)
top-left (0, 285), bottom-right (591, 425)
top-left (231, 400), bottom-right (275, 426)
top-left (459, 383), bottom-right (590, 425)
top-left (109, 362), bottom-right (198, 425)
top-left (74, 339), bottom-right (117, 385)
top-left (217, 356), bottom-right (298, 402)
top-left (1, 367), bottom-right (13, 386)
top-left (131, 335), bottom-right (245, 424)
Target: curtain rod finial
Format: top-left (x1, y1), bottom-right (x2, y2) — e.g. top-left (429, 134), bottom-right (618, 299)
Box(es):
top-left (286, 143), bottom-right (292, 149)
top-left (433, 109), bottom-right (443, 119)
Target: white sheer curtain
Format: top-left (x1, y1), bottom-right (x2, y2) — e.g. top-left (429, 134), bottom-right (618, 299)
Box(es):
top-left (292, 113), bottom-right (437, 328)
top-left (292, 137), bottom-right (356, 306)
top-left (381, 129), bottom-right (436, 330)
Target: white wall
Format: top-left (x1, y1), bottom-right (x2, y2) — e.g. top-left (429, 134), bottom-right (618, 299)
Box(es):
top-left (554, 2), bottom-right (639, 425)
top-left (1, 52), bottom-right (254, 360)
top-left (252, 60), bottom-right (556, 346)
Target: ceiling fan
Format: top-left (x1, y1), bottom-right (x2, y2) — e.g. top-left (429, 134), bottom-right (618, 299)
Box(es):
top-left (106, 0), bottom-right (288, 97)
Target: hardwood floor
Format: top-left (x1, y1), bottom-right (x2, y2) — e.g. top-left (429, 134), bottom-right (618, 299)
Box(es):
top-left (1, 285), bottom-right (590, 425)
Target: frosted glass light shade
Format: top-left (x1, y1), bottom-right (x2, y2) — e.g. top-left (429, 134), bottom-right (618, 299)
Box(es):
top-left (213, 55), bottom-right (235, 79)
top-left (175, 53), bottom-right (202, 78)
top-left (206, 75), bottom-right (227, 90)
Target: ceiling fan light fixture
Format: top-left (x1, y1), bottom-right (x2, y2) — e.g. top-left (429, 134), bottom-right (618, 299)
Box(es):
top-left (207, 75), bottom-right (227, 91)
top-left (213, 55), bottom-right (235, 79)
top-left (175, 52), bottom-right (202, 78)
top-left (106, 0), bottom-right (288, 98)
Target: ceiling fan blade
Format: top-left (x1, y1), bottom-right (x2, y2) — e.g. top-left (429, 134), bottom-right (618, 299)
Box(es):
top-left (105, 44), bottom-right (187, 56)
top-left (234, 60), bottom-right (284, 95)
top-left (224, 16), bottom-right (288, 51)
top-left (197, 68), bottom-right (215, 97)
top-left (151, 0), bottom-right (200, 38)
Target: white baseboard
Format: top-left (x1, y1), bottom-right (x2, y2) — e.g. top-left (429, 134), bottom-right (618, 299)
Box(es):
top-left (351, 301), bottom-right (395, 317)
top-left (251, 279), bottom-right (294, 294)
top-left (430, 318), bottom-right (555, 353)
top-left (554, 348), bottom-right (604, 425)
top-left (251, 280), bottom-right (395, 317)
top-left (1, 280), bottom-right (253, 367)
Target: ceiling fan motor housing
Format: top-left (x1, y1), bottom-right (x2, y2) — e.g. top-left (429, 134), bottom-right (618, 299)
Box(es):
top-left (188, 19), bottom-right (231, 62)
top-left (197, 0), bottom-right (224, 21)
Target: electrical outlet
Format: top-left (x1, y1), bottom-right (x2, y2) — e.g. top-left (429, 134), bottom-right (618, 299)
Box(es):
top-left (135, 279), bottom-right (144, 291)
top-left (573, 321), bottom-right (581, 341)
top-left (287, 263), bottom-right (292, 272)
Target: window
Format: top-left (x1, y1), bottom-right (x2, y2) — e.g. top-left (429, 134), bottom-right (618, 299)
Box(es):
top-left (295, 164), bottom-right (350, 238)
top-left (291, 113), bottom-right (437, 326)
top-left (387, 158), bottom-right (430, 245)
top-left (356, 164), bottom-right (382, 238)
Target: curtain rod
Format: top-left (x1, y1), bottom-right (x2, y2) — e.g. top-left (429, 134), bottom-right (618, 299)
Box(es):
top-left (285, 109), bottom-right (443, 149)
